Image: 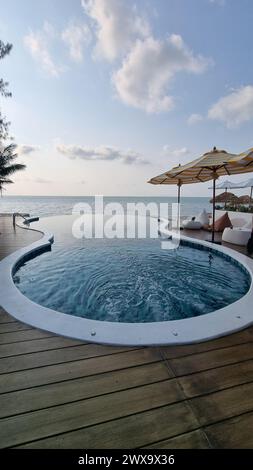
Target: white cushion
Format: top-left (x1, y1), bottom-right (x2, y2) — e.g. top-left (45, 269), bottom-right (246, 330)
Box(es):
top-left (196, 209), bottom-right (209, 225)
top-left (182, 219), bottom-right (202, 230)
top-left (230, 217), bottom-right (247, 228)
top-left (222, 227), bottom-right (251, 246)
top-left (242, 217), bottom-right (253, 230)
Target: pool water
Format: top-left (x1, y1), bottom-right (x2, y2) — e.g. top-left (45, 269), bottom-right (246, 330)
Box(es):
top-left (14, 216), bottom-right (250, 323)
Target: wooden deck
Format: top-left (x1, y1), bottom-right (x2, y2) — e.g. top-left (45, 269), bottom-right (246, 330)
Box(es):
top-left (0, 215), bottom-right (253, 449)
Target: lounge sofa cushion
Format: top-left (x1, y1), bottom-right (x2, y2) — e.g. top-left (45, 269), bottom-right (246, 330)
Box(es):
top-left (213, 212), bottom-right (232, 232)
top-left (182, 219), bottom-right (202, 230)
top-left (230, 217), bottom-right (248, 228)
top-left (196, 209), bottom-right (209, 226)
top-left (242, 217), bottom-right (253, 230)
top-left (222, 227), bottom-right (251, 246)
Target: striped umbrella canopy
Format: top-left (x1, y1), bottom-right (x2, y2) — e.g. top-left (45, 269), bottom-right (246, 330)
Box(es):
top-left (168, 147), bottom-right (253, 181)
top-left (229, 148), bottom-right (253, 168)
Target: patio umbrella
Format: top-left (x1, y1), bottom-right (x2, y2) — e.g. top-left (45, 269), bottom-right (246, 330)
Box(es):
top-left (167, 146), bottom-right (253, 243)
top-left (148, 170), bottom-right (204, 228)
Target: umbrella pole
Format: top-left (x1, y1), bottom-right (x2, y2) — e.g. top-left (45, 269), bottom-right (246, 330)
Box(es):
top-left (212, 177), bottom-right (216, 243)
top-left (225, 187), bottom-right (227, 210)
top-left (250, 186), bottom-right (253, 208)
top-left (177, 182), bottom-right (181, 229)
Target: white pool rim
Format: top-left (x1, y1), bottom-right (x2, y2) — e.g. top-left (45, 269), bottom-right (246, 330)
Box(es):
top-left (0, 215), bottom-right (253, 346)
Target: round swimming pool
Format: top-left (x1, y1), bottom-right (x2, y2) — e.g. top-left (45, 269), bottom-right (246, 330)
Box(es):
top-left (13, 215), bottom-right (250, 323)
top-left (0, 214), bottom-right (252, 345)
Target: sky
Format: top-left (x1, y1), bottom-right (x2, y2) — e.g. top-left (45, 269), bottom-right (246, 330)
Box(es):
top-left (1, 0), bottom-right (253, 197)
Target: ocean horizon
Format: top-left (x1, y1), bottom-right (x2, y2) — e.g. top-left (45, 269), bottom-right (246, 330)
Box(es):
top-left (0, 195), bottom-right (212, 218)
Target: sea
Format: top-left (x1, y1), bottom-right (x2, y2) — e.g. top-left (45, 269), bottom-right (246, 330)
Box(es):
top-left (0, 196), bottom-right (212, 219)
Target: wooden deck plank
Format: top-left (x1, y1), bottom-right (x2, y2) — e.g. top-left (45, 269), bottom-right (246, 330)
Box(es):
top-left (190, 381), bottom-right (253, 426)
top-left (145, 430), bottom-right (211, 449)
top-left (0, 344), bottom-right (138, 374)
top-left (15, 402), bottom-right (199, 449)
top-left (0, 329), bottom-right (55, 345)
top-left (0, 322), bottom-right (34, 334)
top-left (167, 342), bottom-right (253, 376)
top-left (0, 309), bottom-right (16, 324)
top-left (0, 216), bottom-right (41, 259)
top-left (204, 412), bottom-right (253, 449)
top-left (0, 362), bottom-right (170, 418)
top-left (0, 379), bottom-right (185, 448)
top-left (0, 348), bottom-right (164, 394)
top-left (179, 359), bottom-right (253, 398)
top-left (160, 328), bottom-right (253, 359)
top-left (0, 336), bottom-right (85, 359)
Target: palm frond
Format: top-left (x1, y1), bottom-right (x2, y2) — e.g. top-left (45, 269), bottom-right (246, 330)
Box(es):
top-left (0, 143), bottom-right (26, 192)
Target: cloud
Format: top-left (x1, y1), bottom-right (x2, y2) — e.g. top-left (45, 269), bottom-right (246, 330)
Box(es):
top-left (187, 113), bottom-right (203, 125)
top-left (24, 22), bottom-right (63, 77)
top-left (163, 146), bottom-right (190, 158)
top-left (15, 176), bottom-right (52, 183)
top-left (62, 21), bottom-right (91, 63)
top-left (113, 35), bottom-right (210, 113)
top-left (34, 177), bottom-right (52, 184)
top-left (208, 85), bottom-right (253, 128)
top-left (81, 0), bottom-right (149, 61)
top-left (56, 144), bottom-right (149, 164)
top-left (17, 145), bottom-right (40, 155)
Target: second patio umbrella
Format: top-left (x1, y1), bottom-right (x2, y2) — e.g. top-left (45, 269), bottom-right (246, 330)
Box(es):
top-left (148, 170), bottom-right (204, 228)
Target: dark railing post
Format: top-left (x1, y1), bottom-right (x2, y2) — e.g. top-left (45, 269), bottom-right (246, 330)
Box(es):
top-left (212, 177), bottom-right (216, 243)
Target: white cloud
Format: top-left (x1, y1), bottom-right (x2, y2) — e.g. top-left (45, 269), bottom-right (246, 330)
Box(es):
top-left (34, 177), bottom-right (52, 184)
top-left (56, 144), bottom-right (149, 164)
top-left (208, 85), bottom-right (253, 128)
top-left (62, 22), bottom-right (91, 63)
top-left (163, 146), bottom-right (189, 158)
top-left (15, 176), bottom-right (52, 184)
top-left (24, 22), bottom-right (63, 77)
top-left (187, 113), bottom-right (203, 125)
top-left (17, 145), bottom-right (40, 155)
top-left (81, 0), bottom-right (149, 61)
top-left (113, 35), bottom-right (210, 113)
